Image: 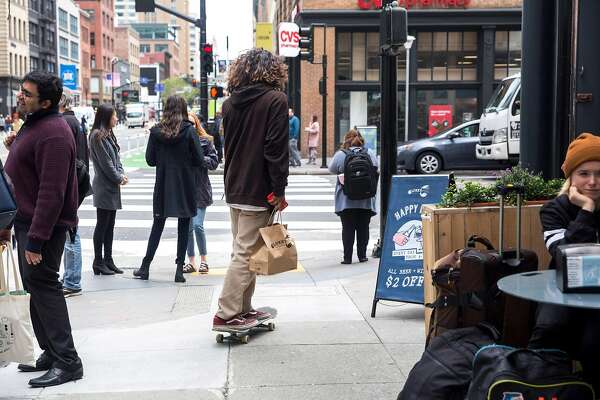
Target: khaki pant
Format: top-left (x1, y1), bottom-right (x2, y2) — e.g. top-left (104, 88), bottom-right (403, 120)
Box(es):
top-left (216, 207), bottom-right (271, 320)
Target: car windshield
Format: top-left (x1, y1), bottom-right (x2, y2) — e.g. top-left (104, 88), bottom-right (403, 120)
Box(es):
top-left (485, 77), bottom-right (520, 112)
top-left (127, 112), bottom-right (142, 118)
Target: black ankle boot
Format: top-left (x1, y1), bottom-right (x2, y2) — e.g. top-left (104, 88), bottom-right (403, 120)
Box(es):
top-left (133, 258), bottom-right (151, 280)
top-left (92, 259), bottom-right (115, 276)
top-left (104, 257), bottom-right (123, 274)
top-left (174, 263), bottom-right (186, 283)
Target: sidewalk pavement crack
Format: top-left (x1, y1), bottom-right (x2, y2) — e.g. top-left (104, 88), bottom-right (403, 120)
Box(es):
top-left (222, 343), bottom-right (232, 399)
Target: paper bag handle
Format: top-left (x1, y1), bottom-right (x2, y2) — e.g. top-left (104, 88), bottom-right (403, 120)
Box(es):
top-left (268, 209), bottom-right (284, 226)
top-left (0, 244), bottom-right (6, 295)
top-left (2, 241), bottom-right (23, 293)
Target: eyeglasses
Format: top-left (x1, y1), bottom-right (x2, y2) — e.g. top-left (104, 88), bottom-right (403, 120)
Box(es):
top-left (18, 87), bottom-right (38, 98)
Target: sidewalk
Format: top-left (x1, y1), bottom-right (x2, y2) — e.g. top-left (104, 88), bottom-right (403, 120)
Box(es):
top-left (0, 254), bottom-right (423, 399)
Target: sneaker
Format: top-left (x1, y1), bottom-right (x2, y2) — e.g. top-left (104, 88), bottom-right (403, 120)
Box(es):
top-left (213, 315), bottom-right (259, 331)
top-left (63, 288), bottom-right (82, 298)
top-left (243, 309), bottom-right (272, 322)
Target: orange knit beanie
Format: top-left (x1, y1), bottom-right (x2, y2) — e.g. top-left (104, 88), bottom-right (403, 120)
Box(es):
top-left (561, 133), bottom-right (600, 177)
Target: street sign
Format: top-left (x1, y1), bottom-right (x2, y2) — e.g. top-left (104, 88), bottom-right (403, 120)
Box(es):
top-left (60, 64), bottom-right (78, 90)
top-left (278, 22), bottom-right (300, 57)
top-left (140, 77), bottom-right (149, 85)
top-left (372, 175), bottom-right (449, 313)
top-left (155, 83), bottom-right (164, 93)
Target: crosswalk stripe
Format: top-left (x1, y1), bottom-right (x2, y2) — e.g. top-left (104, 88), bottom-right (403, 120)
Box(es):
top-left (132, 177), bottom-right (331, 184)
top-left (123, 182), bottom-right (334, 188)
top-left (115, 187), bottom-right (335, 194)
top-left (78, 205), bottom-right (334, 213)
top-left (78, 219), bottom-right (341, 230)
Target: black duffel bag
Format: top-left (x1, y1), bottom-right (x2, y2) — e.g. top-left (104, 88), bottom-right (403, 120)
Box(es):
top-left (467, 345), bottom-right (595, 400)
top-left (398, 323), bottom-right (500, 400)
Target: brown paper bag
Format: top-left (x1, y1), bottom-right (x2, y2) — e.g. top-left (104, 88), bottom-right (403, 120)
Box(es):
top-left (249, 212), bottom-right (298, 275)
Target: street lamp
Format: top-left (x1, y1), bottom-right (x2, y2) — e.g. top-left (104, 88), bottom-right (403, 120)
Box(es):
top-left (111, 57), bottom-right (119, 105)
top-left (403, 35), bottom-right (415, 143)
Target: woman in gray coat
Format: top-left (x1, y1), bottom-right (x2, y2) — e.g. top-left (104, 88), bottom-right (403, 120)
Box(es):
top-left (329, 129), bottom-right (378, 264)
top-left (89, 104), bottom-right (128, 275)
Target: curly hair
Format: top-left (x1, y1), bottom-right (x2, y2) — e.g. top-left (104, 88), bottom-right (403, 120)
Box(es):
top-left (158, 95), bottom-right (188, 138)
top-left (227, 48), bottom-right (288, 92)
top-left (188, 112), bottom-right (213, 142)
top-left (341, 129), bottom-right (365, 150)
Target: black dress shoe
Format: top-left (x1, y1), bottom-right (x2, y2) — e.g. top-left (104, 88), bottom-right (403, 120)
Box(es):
top-left (340, 259), bottom-right (352, 265)
top-left (28, 366), bottom-right (84, 388)
top-left (359, 257), bottom-right (368, 263)
top-left (92, 260), bottom-right (115, 276)
top-left (18, 352), bottom-right (54, 372)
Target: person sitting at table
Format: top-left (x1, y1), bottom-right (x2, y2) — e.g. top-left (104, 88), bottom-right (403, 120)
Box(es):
top-left (529, 132), bottom-right (600, 390)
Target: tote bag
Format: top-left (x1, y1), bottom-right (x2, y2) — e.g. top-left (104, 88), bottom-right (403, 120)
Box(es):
top-left (0, 242), bottom-right (35, 365)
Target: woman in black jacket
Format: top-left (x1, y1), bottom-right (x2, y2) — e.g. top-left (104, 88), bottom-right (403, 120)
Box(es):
top-left (184, 113), bottom-right (219, 274)
top-left (529, 133), bottom-right (600, 390)
top-left (133, 96), bottom-right (204, 282)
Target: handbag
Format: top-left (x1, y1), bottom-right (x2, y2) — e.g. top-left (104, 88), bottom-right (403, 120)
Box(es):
top-left (249, 210), bottom-right (298, 275)
top-left (0, 241), bottom-right (35, 365)
top-left (0, 161), bottom-right (17, 229)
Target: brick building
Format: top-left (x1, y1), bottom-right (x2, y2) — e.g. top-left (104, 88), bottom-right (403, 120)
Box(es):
top-left (276, 0), bottom-right (523, 156)
top-left (76, 0), bottom-right (115, 105)
top-left (79, 8), bottom-right (92, 105)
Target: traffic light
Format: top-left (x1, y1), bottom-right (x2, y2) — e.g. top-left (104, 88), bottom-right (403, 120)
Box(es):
top-left (210, 86), bottom-right (224, 99)
top-left (191, 78), bottom-right (197, 88)
top-left (134, 0), bottom-right (155, 12)
top-left (201, 43), bottom-right (214, 74)
top-left (299, 25), bottom-right (314, 63)
top-left (380, 3), bottom-right (407, 53)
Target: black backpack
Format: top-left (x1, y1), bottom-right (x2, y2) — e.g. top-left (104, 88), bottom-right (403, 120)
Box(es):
top-left (467, 345), bottom-right (595, 400)
top-left (398, 323), bottom-right (500, 400)
top-left (342, 148), bottom-right (378, 200)
top-left (72, 122), bottom-right (91, 206)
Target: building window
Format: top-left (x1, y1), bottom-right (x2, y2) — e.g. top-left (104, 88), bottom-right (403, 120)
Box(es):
top-left (48, 62), bottom-right (56, 73)
top-left (59, 8), bottom-right (68, 31)
top-left (140, 44), bottom-right (151, 53)
top-left (154, 44), bottom-right (168, 52)
top-left (416, 89), bottom-right (478, 138)
top-left (70, 15), bottom-right (78, 35)
top-left (60, 37), bottom-right (69, 57)
top-left (71, 41), bottom-right (79, 61)
top-left (30, 57), bottom-right (39, 71)
top-left (91, 55), bottom-right (96, 69)
top-left (417, 31), bottom-right (478, 82)
top-left (90, 32), bottom-right (95, 46)
top-left (495, 30), bottom-right (521, 80)
top-left (81, 26), bottom-right (89, 43)
top-left (47, 29), bottom-right (55, 47)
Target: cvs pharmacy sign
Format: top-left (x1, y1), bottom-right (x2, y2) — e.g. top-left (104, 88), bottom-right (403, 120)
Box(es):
top-left (278, 22), bottom-right (300, 57)
top-left (358, 0), bottom-right (471, 9)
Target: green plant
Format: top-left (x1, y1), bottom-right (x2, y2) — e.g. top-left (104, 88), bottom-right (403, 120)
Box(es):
top-left (437, 166), bottom-right (565, 208)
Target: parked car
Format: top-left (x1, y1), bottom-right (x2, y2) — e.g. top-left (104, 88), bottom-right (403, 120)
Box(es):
top-left (397, 119), bottom-right (513, 174)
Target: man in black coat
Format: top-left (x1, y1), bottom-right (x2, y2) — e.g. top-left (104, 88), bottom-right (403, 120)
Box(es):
top-left (213, 49), bottom-right (289, 332)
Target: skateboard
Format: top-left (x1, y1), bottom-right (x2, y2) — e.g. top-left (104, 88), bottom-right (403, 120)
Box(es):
top-left (214, 307), bottom-right (277, 344)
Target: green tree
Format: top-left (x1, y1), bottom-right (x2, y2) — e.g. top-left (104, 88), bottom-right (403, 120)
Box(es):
top-left (161, 77), bottom-right (199, 106)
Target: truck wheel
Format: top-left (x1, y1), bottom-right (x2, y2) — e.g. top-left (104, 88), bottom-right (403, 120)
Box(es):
top-left (416, 152), bottom-right (442, 174)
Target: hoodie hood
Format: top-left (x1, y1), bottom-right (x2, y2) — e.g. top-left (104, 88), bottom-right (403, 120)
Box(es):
top-left (150, 119), bottom-right (194, 144)
top-left (229, 84), bottom-right (273, 109)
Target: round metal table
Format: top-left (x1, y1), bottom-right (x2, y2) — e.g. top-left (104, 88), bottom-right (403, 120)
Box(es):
top-left (498, 270), bottom-right (600, 309)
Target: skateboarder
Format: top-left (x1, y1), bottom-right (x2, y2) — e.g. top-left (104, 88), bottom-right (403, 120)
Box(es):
top-left (212, 48), bottom-right (289, 332)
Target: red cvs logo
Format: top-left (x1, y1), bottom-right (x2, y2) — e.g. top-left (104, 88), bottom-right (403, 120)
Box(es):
top-left (358, 0), bottom-right (383, 9)
top-left (280, 30), bottom-right (300, 45)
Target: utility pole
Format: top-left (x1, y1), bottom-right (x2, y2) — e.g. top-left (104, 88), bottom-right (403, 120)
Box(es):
top-left (199, 0), bottom-right (208, 119)
top-left (316, 25), bottom-right (328, 169)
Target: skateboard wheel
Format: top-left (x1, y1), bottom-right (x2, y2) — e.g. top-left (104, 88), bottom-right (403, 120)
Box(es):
top-left (268, 322), bottom-right (275, 331)
top-left (240, 335), bottom-right (249, 344)
top-left (216, 334), bottom-right (224, 343)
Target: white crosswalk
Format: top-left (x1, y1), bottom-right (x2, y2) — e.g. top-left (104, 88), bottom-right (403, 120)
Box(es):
top-left (78, 173), bottom-right (345, 262)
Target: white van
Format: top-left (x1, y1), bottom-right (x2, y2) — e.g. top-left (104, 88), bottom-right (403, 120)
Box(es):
top-left (475, 73), bottom-right (521, 161)
top-left (126, 103), bottom-right (147, 128)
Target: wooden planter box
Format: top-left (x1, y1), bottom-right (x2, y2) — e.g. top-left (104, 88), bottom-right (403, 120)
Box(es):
top-left (421, 203), bottom-right (550, 334)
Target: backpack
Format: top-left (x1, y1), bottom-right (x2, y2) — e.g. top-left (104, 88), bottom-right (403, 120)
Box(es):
top-left (342, 148), bottom-right (378, 200)
top-left (398, 323), bottom-right (500, 400)
top-left (73, 123), bottom-right (91, 207)
top-left (467, 345), bottom-right (595, 400)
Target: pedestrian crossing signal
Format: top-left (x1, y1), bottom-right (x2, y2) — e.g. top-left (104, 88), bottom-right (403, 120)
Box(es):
top-left (210, 86), bottom-right (223, 99)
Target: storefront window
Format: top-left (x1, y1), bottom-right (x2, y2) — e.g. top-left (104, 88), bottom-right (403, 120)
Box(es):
top-left (495, 30), bottom-right (521, 80)
top-left (336, 31), bottom-right (380, 82)
top-left (416, 89), bottom-right (478, 138)
top-left (417, 31), bottom-right (479, 82)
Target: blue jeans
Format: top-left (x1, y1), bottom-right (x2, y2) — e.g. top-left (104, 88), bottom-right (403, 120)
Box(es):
top-left (63, 229), bottom-right (82, 290)
top-left (187, 207), bottom-right (207, 257)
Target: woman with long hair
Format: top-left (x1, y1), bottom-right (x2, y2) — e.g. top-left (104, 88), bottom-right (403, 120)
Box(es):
top-left (133, 96), bottom-right (204, 282)
top-left (89, 104), bottom-right (127, 275)
top-left (305, 114), bottom-right (320, 165)
top-left (183, 113), bottom-right (219, 274)
top-left (328, 129), bottom-right (378, 264)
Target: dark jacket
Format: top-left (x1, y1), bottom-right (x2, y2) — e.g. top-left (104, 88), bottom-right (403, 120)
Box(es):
top-left (196, 137), bottom-right (219, 208)
top-left (223, 84), bottom-right (289, 207)
top-left (146, 120), bottom-right (204, 217)
top-left (4, 107), bottom-right (78, 253)
top-left (540, 194), bottom-right (600, 269)
top-left (89, 129), bottom-right (124, 210)
top-left (63, 110), bottom-right (91, 198)
top-left (211, 116), bottom-right (223, 162)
